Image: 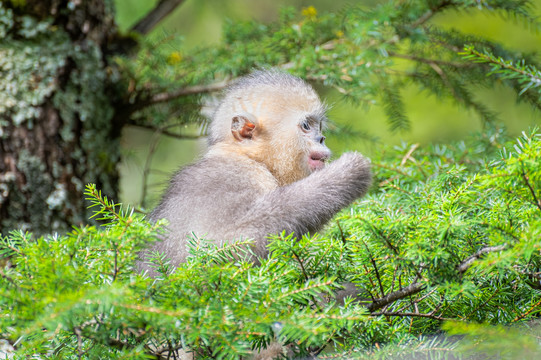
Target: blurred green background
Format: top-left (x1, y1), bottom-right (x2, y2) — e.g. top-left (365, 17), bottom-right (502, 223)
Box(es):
top-left (115, 0), bottom-right (541, 206)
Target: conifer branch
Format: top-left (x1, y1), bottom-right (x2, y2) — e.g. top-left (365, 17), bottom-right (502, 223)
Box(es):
top-left (512, 297), bottom-right (541, 322)
top-left (388, 51), bottom-right (471, 68)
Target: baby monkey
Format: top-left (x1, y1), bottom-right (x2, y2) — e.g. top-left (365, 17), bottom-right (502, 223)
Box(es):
top-left (139, 70), bottom-right (371, 273)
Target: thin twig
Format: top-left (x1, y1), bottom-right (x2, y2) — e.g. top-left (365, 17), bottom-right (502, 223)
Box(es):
top-left (400, 143), bottom-right (419, 166)
top-left (462, 288), bottom-right (499, 320)
top-left (370, 311), bottom-right (450, 321)
top-left (292, 250), bottom-right (309, 281)
top-left (128, 79), bottom-right (231, 115)
top-left (411, 9), bottom-right (435, 28)
top-left (410, 1), bottom-right (453, 28)
top-left (372, 163), bottom-right (410, 177)
top-left (128, 124), bottom-right (205, 140)
top-left (466, 48), bottom-right (541, 84)
top-left (140, 129), bottom-right (162, 207)
top-left (361, 264), bottom-right (378, 302)
top-left (112, 242), bottom-right (119, 283)
top-left (131, 0), bottom-right (187, 35)
top-left (336, 220), bottom-right (347, 245)
top-left (359, 239), bottom-right (385, 298)
top-left (457, 245), bottom-right (507, 274)
top-left (521, 166), bottom-right (541, 212)
top-left (149, 80), bottom-right (231, 106)
top-left (154, 341), bottom-right (186, 358)
top-left (414, 287), bottom-right (438, 304)
top-left (428, 61), bottom-right (459, 100)
top-left (513, 297), bottom-right (541, 322)
top-left (367, 282), bottom-right (425, 312)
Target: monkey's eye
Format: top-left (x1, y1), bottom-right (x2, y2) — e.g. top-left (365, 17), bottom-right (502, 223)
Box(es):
top-left (301, 122), bottom-right (311, 131)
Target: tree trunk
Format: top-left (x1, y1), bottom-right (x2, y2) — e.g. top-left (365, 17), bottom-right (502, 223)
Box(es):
top-left (0, 0), bottom-right (124, 235)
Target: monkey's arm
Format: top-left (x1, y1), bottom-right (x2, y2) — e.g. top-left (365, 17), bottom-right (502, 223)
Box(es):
top-left (240, 152), bottom-right (371, 238)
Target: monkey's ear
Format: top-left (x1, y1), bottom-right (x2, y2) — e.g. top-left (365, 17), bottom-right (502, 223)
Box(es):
top-left (231, 115), bottom-right (257, 141)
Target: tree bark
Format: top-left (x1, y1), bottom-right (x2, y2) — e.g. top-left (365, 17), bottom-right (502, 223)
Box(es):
top-left (0, 0), bottom-right (123, 235)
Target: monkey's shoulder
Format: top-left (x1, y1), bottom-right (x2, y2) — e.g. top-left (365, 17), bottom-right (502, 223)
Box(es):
top-left (151, 154), bottom-right (278, 234)
top-left (167, 155), bottom-right (278, 198)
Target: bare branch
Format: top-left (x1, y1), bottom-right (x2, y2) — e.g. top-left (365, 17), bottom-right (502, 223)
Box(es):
top-left (366, 282), bottom-right (425, 312)
top-left (130, 79), bottom-right (231, 114)
top-left (127, 124), bottom-right (206, 140)
top-left (131, 0), bottom-right (187, 35)
top-left (457, 245), bottom-right (507, 274)
top-left (149, 80), bottom-right (231, 105)
top-left (291, 249), bottom-right (309, 281)
top-left (360, 239), bottom-right (385, 298)
top-left (411, 1), bottom-right (453, 28)
top-left (400, 143), bottom-right (419, 166)
top-left (370, 311), bottom-right (451, 321)
top-left (411, 10), bottom-right (436, 28)
top-left (336, 220), bottom-right (347, 245)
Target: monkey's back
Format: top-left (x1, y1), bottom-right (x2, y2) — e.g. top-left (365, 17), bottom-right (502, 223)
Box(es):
top-left (142, 152), bottom-right (279, 270)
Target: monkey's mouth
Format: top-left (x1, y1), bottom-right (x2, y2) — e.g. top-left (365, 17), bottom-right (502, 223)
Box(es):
top-left (308, 153), bottom-right (327, 171)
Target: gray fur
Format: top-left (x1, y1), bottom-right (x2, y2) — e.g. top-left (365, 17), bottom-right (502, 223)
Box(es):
top-left (137, 71), bottom-right (372, 275)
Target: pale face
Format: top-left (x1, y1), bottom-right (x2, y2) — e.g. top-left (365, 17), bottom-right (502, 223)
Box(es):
top-left (260, 103), bottom-right (331, 186)
top-left (297, 115), bottom-right (330, 172)
top-left (212, 75), bottom-right (332, 186)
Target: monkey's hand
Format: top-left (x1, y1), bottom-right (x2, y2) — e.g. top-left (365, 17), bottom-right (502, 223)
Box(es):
top-left (326, 151), bottom-right (372, 198)
top-left (240, 152), bottom-right (371, 241)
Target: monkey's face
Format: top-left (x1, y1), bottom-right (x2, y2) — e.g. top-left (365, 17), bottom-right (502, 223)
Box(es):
top-left (262, 105), bottom-right (331, 186)
top-left (209, 72), bottom-right (331, 186)
top-left (298, 116), bottom-right (331, 173)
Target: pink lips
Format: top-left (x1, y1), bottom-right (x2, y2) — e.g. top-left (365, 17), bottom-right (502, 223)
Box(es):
top-left (308, 152), bottom-right (328, 171)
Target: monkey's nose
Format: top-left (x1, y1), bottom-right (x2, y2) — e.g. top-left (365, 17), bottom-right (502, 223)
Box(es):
top-left (316, 135), bottom-right (326, 144)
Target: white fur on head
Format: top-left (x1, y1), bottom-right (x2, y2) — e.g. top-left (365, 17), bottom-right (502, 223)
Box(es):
top-left (208, 70), bottom-right (326, 145)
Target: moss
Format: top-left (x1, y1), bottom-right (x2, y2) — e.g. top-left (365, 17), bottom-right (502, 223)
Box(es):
top-left (53, 40), bottom-right (119, 197)
top-left (0, 5), bottom-right (69, 131)
top-left (17, 151), bottom-right (55, 233)
top-left (0, 1), bottom-right (120, 235)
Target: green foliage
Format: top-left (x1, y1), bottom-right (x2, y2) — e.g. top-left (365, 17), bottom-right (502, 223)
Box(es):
top-left (3, 0), bottom-right (541, 358)
top-left (461, 45), bottom-right (541, 97)
top-left (119, 1), bottom-right (541, 133)
top-left (324, 126), bottom-right (541, 354)
top-left (0, 185), bottom-right (366, 359)
top-left (2, 129), bottom-right (541, 358)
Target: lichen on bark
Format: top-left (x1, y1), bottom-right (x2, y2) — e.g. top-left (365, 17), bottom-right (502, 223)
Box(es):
top-left (0, 1), bottom-right (121, 235)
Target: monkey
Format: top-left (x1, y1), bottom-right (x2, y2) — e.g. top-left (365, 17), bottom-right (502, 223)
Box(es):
top-left (136, 70), bottom-right (371, 359)
top-left (137, 70), bottom-right (371, 273)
